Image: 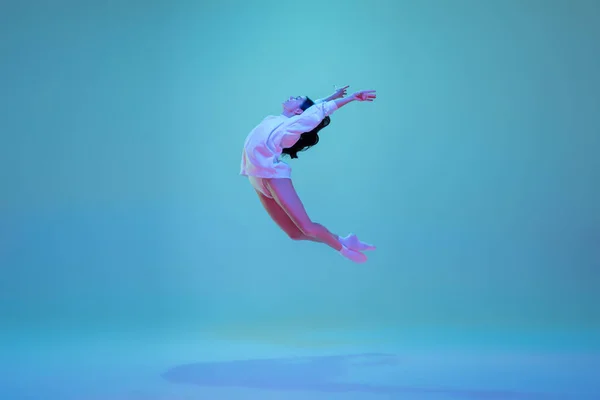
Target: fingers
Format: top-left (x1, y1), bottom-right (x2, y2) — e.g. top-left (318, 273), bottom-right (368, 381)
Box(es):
top-left (352, 89), bottom-right (377, 101)
top-left (364, 90), bottom-right (376, 100)
top-left (358, 92), bottom-right (376, 101)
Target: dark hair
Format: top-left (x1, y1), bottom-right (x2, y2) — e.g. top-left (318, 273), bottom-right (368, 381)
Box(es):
top-left (281, 96), bottom-right (331, 159)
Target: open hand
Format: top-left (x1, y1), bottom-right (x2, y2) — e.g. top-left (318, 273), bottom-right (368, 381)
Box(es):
top-left (331, 85), bottom-right (349, 100)
top-left (353, 90), bottom-right (376, 102)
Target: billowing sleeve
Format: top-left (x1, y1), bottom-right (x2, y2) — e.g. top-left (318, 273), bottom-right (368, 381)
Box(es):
top-left (281, 100), bottom-right (338, 135)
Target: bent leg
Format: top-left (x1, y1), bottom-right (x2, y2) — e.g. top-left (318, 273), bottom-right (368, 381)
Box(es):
top-left (264, 178), bottom-right (343, 251)
top-left (255, 189), bottom-right (319, 242)
top-left (257, 188), bottom-right (375, 251)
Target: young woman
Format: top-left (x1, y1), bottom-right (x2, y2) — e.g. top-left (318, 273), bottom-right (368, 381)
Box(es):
top-left (240, 86), bottom-right (377, 263)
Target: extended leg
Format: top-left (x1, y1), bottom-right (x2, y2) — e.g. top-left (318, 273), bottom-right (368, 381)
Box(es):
top-left (258, 190), bottom-right (375, 250)
top-left (264, 178), bottom-right (341, 250)
top-left (255, 189), bottom-right (319, 243)
top-left (264, 178), bottom-right (367, 263)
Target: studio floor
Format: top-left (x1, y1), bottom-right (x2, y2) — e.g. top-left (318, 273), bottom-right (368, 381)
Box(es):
top-left (3, 329), bottom-right (599, 400)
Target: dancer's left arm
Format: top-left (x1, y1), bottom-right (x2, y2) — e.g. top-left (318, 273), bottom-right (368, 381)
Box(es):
top-left (282, 89), bottom-right (375, 135)
top-left (315, 85), bottom-right (349, 103)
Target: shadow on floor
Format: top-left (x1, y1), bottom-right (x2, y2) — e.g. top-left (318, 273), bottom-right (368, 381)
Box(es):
top-left (162, 353), bottom-right (553, 399)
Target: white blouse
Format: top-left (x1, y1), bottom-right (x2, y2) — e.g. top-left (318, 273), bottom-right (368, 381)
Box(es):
top-left (240, 100), bottom-right (338, 179)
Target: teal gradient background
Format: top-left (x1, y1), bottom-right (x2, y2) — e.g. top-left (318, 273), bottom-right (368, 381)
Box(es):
top-left (1, 1), bottom-right (599, 398)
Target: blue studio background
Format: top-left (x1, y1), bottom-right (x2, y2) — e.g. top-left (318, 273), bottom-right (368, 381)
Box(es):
top-left (1, 0), bottom-right (599, 397)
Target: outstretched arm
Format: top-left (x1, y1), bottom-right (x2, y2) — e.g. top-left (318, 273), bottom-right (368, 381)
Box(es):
top-left (332, 95), bottom-right (356, 109)
top-left (316, 85), bottom-right (349, 103)
top-left (333, 89), bottom-right (377, 109)
top-left (283, 89), bottom-right (377, 134)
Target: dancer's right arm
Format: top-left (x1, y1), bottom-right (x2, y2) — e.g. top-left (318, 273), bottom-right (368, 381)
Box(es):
top-left (332, 96), bottom-right (355, 109)
top-left (332, 89), bottom-right (377, 109)
top-left (283, 90), bottom-right (377, 135)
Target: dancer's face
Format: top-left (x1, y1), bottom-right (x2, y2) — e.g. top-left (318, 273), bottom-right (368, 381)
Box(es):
top-left (282, 95), bottom-right (307, 114)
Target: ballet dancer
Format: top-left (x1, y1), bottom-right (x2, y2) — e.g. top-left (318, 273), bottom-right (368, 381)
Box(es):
top-left (240, 86), bottom-right (377, 263)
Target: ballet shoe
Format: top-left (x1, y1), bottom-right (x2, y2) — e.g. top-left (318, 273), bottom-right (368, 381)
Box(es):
top-left (339, 233), bottom-right (376, 252)
top-left (339, 245), bottom-right (368, 263)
